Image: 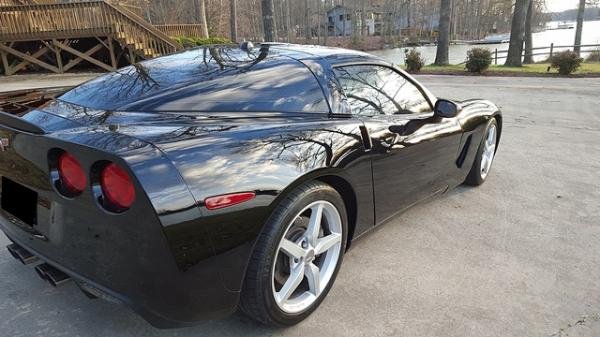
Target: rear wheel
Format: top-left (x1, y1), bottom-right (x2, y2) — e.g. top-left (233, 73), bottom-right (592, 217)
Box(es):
top-left (240, 181), bottom-right (347, 326)
top-left (465, 118), bottom-right (498, 186)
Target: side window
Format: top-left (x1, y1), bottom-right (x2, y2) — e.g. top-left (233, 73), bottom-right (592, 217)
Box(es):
top-left (333, 65), bottom-right (432, 116)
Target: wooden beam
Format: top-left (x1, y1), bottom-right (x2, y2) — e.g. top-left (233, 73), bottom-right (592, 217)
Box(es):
top-left (107, 37), bottom-right (117, 69)
top-left (95, 37), bottom-right (110, 50)
top-left (0, 44), bottom-right (60, 74)
top-left (1, 47), bottom-right (9, 76)
top-left (52, 40), bottom-right (64, 73)
top-left (8, 46), bottom-right (50, 75)
top-left (53, 39), bottom-right (115, 72)
top-left (60, 42), bottom-right (107, 72)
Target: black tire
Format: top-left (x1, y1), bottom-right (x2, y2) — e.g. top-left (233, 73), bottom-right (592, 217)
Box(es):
top-left (464, 118), bottom-right (499, 186)
top-left (240, 181), bottom-right (348, 326)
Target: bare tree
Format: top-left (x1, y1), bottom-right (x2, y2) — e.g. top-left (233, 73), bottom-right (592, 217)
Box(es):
top-left (285, 0), bottom-right (292, 42)
top-left (574, 0), bottom-right (586, 55)
top-left (262, 0), bottom-right (277, 41)
top-left (434, 0), bottom-right (451, 65)
top-left (305, 0), bottom-right (311, 40)
top-left (505, 0), bottom-right (531, 67)
top-left (197, 0), bottom-right (209, 38)
top-left (230, 0), bottom-right (237, 42)
top-left (523, 0), bottom-right (534, 64)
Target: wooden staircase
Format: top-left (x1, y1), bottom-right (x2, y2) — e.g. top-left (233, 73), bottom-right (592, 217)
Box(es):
top-left (0, 0), bottom-right (183, 74)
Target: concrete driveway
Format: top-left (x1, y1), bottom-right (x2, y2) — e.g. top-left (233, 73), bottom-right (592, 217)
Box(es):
top-left (1, 75), bottom-right (600, 337)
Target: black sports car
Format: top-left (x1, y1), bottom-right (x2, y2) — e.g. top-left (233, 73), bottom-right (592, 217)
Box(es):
top-left (0, 44), bottom-right (501, 328)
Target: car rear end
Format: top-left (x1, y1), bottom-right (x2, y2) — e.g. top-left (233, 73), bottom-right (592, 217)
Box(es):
top-left (0, 110), bottom-right (238, 328)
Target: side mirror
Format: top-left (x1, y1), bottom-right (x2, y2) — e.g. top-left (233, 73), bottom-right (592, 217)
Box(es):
top-left (434, 99), bottom-right (460, 118)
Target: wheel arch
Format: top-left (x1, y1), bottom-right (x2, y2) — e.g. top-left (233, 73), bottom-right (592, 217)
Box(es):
top-left (269, 169), bottom-right (360, 251)
top-left (315, 175), bottom-right (358, 250)
top-left (493, 112), bottom-right (503, 150)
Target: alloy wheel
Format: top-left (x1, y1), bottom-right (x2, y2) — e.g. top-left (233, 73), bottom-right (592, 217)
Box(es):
top-left (480, 124), bottom-right (497, 179)
top-left (271, 200), bottom-right (343, 314)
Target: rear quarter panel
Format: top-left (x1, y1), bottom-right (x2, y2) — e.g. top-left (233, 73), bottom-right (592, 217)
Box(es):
top-left (142, 118), bottom-right (374, 292)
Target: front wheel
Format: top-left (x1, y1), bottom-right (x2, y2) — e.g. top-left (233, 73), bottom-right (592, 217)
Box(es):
top-left (465, 118), bottom-right (499, 186)
top-left (240, 181), bottom-right (347, 326)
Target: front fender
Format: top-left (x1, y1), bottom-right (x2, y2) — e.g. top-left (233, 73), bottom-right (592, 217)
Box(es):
top-left (454, 99), bottom-right (502, 180)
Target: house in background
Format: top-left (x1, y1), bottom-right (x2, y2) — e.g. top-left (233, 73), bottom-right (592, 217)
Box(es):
top-left (327, 5), bottom-right (393, 37)
top-left (327, 5), bottom-right (355, 36)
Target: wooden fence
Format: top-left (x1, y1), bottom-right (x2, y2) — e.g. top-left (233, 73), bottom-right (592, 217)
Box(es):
top-left (492, 43), bottom-right (600, 64)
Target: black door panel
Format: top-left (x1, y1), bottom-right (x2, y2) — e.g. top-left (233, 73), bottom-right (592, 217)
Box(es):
top-left (364, 115), bottom-right (463, 224)
top-left (332, 64), bottom-right (464, 225)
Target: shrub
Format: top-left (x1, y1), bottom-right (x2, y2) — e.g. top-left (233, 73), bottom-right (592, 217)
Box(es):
top-left (174, 36), bottom-right (232, 48)
top-left (404, 49), bottom-right (425, 73)
top-left (550, 50), bottom-right (583, 75)
top-left (586, 49), bottom-right (600, 63)
top-left (465, 48), bottom-right (492, 73)
top-left (349, 35), bottom-right (364, 50)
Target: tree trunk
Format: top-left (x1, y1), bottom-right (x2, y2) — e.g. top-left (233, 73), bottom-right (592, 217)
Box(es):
top-left (523, 0), bottom-right (534, 64)
top-left (285, 0), bottom-right (292, 42)
top-left (407, 0), bottom-right (411, 28)
top-left (197, 0), bottom-right (209, 38)
top-left (574, 0), bottom-right (586, 55)
top-left (434, 0), bottom-right (451, 65)
top-left (262, 0), bottom-right (277, 42)
top-left (505, 0), bottom-right (531, 67)
top-left (230, 0), bottom-right (238, 42)
top-left (305, 0), bottom-right (311, 41)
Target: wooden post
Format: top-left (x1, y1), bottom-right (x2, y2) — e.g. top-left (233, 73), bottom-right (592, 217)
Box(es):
top-left (1, 49), bottom-right (10, 76)
top-left (549, 43), bottom-right (554, 59)
top-left (494, 48), bottom-right (498, 65)
top-left (52, 40), bottom-right (64, 73)
top-left (107, 37), bottom-right (117, 69)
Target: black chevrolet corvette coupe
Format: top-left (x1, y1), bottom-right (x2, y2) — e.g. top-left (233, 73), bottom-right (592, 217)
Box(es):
top-left (0, 44), bottom-right (501, 328)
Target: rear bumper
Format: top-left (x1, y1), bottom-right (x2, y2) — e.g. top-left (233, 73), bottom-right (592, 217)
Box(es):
top-left (0, 214), bottom-right (240, 328)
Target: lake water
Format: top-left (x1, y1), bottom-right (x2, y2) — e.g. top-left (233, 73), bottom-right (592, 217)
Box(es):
top-left (370, 20), bottom-right (600, 65)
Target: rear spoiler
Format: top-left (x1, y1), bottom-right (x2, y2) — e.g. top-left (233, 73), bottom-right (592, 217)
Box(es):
top-left (0, 111), bottom-right (46, 134)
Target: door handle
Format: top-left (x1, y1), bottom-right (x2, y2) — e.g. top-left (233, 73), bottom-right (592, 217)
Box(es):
top-left (380, 134), bottom-right (400, 151)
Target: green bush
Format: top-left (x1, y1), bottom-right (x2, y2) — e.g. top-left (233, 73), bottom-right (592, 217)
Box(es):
top-left (465, 48), bottom-right (492, 73)
top-left (174, 36), bottom-right (232, 48)
top-left (550, 50), bottom-right (583, 75)
top-left (404, 49), bottom-right (425, 73)
top-left (586, 49), bottom-right (600, 63)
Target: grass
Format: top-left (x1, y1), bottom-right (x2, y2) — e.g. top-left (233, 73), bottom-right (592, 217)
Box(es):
top-left (403, 62), bottom-right (600, 76)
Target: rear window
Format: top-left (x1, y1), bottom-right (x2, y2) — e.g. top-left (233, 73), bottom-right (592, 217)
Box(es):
top-left (59, 47), bottom-right (329, 113)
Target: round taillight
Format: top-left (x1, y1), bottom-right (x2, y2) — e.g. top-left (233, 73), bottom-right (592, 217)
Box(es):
top-left (100, 163), bottom-right (135, 210)
top-left (57, 152), bottom-right (86, 196)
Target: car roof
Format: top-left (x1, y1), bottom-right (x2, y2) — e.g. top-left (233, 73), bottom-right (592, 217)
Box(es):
top-left (265, 43), bottom-right (389, 66)
top-left (58, 43), bottom-right (395, 113)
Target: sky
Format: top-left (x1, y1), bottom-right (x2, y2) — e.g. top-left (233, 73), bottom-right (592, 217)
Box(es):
top-left (545, 0), bottom-right (580, 12)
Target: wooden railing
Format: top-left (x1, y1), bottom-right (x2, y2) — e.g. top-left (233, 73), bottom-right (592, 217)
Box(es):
top-left (155, 24), bottom-right (204, 38)
top-left (0, 0), bottom-right (29, 5)
top-left (0, 1), bottom-right (181, 57)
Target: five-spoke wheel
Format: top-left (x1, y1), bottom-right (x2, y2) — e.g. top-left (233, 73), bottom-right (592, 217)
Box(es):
top-left (465, 117), bottom-right (499, 186)
top-left (480, 123), bottom-right (497, 180)
top-left (240, 181), bottom-right (347, 326)
top-left (272, 201), bottom-right (343, 314)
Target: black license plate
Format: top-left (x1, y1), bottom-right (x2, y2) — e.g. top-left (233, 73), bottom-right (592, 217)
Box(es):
top-left (1, 176), bottom-right (37, 226)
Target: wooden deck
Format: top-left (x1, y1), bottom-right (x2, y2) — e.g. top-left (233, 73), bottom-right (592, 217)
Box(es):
top-left (0, 1), bottom-right (190, 75)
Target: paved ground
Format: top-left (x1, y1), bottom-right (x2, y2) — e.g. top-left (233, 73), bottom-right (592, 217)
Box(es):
top-left (1, 74), bottom-right (600, 337)
top-left (0, 73), bottom-right (98, 93)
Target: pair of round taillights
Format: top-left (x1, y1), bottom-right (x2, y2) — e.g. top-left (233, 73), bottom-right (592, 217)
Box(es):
top-left (55, 151), bottom-right (135, 212)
